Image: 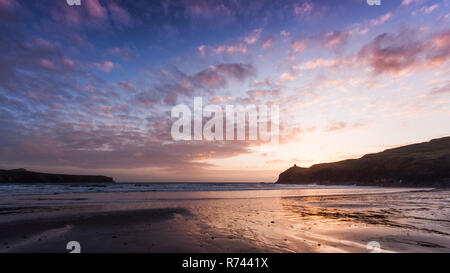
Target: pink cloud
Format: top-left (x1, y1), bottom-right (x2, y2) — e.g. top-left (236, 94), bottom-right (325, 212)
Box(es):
top-left (215, 43), bottom-right (248, 54)
top-left (39, 59), bottom-right (55, 70)
top-left (321, 31), bottom-right (353, 49)
top-left (359, 34), bottom-right (424, 74)
top-left (431, 81), bottom-right (450, 95)
top-left (280, 72), bottom-right (295, 82)
top-left (194, 64), bottom-right (255, 88)
top-left (209, 97), bottom-right (234, 103)
top-left (422, 4), bottom-right (438, 14)
top-left (262, 38), bottom-right (275, 49)
top-left (195, 69), bottom-right (226, 88)
top-left (370, 12), bottom-right (392, 27)
top-left (291, 30), bottom-right (351, 53)
top-left (292, 1), bottom-right (327, 20)
top-left (292, 40), bottom-right (306, 52)
top-left (94, 61), bottom-right (115, 72)
top-left (427, 30), bottom-right (450, 65)
top-left (63, 57), bottom-right (77, 68)
top-left (294, 58), bottom-right (351, 71)
top-left (118, 81), bottom-right (135, 92)
top-left (402, 0), bottom-right (413, 5)
top-left (197, 45), bottom-right (207, 56)
top-left (401, 0), bottom-right (427, 6)
top-left (294, 2), bottom-right (313, 17)
top-left (358, 29), bottom-right (450, 75)
top-left (100, 104), bottom-right (130, 113)
top-left (244, 28), bottom-right (262, 45)
top-left (326, 121), bottom-right (365, 132)
top-left (86, 0), bottom-right (107, 19)
top-left (247, 89), bottom-right (280, 97)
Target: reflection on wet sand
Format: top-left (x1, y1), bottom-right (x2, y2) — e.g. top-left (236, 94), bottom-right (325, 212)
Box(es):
top-left (0, 188), bottom-right (449, 253)
top-left (277, 191), bottom-right (450, 252)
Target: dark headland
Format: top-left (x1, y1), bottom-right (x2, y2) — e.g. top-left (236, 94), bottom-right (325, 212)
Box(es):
top-left (277, 137), bottom-right (450, 187)
top-left (0, 169), bottom-right (115, 184)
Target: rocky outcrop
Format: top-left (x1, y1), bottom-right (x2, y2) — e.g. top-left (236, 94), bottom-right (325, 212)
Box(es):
top-left (277, 137), bottom-right (450, 187)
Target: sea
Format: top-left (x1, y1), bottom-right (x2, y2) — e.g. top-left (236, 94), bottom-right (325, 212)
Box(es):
top-left (0, 182), bottom-right (376, 196)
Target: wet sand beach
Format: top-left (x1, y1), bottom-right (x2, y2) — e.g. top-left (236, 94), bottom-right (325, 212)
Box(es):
top-left (0, 187), bottom-right (449, 253)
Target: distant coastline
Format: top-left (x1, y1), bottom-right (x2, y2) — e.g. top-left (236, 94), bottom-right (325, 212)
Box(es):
top-left (277, 137), bottom-right (450, 188)
top-left (0, 169), bottom-right (115, 184)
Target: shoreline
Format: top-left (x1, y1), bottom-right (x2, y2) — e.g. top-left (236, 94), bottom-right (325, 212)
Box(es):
top-left (1, 188), bottom-right (449, 253)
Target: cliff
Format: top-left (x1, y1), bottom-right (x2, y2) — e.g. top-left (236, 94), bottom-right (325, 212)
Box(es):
top-left (276, 137), bottom-right (450, 187)
top-left (0, 169), bottom-right (115, 184)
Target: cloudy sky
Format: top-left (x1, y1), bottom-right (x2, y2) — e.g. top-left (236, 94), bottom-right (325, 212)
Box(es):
top-left (0, 0), bottom-right (449, 182)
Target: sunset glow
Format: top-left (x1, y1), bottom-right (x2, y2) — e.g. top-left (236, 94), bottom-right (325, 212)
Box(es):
top-left (0, 0), bottom-right (449, 182)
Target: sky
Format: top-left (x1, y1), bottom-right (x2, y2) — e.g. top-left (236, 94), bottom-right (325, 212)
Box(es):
top-left (0, 0), bottom-right (449, 182)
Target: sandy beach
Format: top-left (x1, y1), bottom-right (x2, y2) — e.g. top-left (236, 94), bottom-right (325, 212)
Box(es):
top-left (0, 186), bottom-right (449, 253)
